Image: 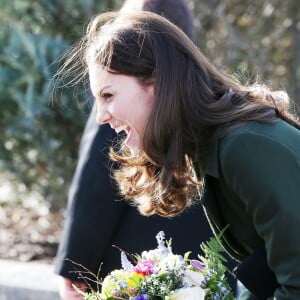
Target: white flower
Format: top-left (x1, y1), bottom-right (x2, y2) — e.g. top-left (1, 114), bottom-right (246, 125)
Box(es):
top-left (166, 286), bottom-right (205, 300)
top-left (141, 248), bottom-right (164, 261)
top-left (141, 231), bottom-right (173, 261)
top-left (141, 246), bottom-right (172, 262)
top-left (159, 254), bottom-right (185, 272)
top-left (182, 269), bottom-right (204, 287)
top-left (121, 252), bottom-right (134, 271)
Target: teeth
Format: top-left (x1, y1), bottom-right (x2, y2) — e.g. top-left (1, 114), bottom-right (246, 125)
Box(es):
top-left (115, 124), bottom-right (127, 134)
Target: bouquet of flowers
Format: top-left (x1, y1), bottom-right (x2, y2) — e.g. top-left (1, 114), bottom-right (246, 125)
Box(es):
top-left (74, 231), bottom-right (235, 300)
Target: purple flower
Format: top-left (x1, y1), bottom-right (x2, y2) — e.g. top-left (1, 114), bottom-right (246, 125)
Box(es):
top-left (132, 294), bottom-right (150, 300)
top-left (118, 280), bottom-right (127, 289)
top-left (190, 259), bottom-right (205, 271)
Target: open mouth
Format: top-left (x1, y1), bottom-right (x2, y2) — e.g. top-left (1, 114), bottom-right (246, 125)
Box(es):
top-left (114, 124), bottom-right (127, 134)
top-left (114, 124), bottom-right (131, 135)
top-left (113, 123), bottom-right (136, 150)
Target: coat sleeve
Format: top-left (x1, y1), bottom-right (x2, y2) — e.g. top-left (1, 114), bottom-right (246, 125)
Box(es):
top-left (220, 128), bottom-right (300, 299)
top-left (54, 106), bottom-right (126, 282)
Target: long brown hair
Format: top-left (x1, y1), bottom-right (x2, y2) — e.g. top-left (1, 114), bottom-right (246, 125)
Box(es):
top-left (59, 11), bottom-right (299, 217)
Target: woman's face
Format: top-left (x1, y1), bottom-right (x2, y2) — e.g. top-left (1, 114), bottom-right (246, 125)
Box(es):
top-left (89, 64), bottom-right (154, 154)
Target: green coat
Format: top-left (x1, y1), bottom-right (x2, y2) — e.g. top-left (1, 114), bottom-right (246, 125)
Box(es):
top-left (198, 119), bottom-right (300, 299)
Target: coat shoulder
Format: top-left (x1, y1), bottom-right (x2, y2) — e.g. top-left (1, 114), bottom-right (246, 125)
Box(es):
top-left (220, 119), bottom-right (300, 159)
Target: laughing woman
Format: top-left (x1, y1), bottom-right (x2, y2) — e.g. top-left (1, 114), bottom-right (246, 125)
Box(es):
top-left (58, 11), bottom-right (300, 299)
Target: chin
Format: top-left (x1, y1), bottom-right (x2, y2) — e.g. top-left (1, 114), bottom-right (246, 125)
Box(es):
top-left (127, 142), bottom-right (142, 156)
top-left (129, 147), bottom-right (142, 156)
top-left (127, 138), bottom-right (142, 156)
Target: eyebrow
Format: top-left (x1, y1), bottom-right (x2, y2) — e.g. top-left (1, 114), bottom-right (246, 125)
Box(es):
top-left (99, 85), bottom-right (112, 95)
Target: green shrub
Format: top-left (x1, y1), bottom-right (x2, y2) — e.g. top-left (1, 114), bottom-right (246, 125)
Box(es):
top-left (0, 0), bottom-right (298, 210)
top-left (0, 24), bottom-right (87, 209)
top-left (0, 0), bottom-right (121, 210)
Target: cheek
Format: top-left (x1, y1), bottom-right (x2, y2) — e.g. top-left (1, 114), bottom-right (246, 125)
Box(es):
top-left (110, 103), bottom-right (127, 121)
top-left (95, 102), bottom-right (102, 121)
top-left (143, 97), bottom-right (154, 120)
top-left (136, 101), bottom-right (153, 131)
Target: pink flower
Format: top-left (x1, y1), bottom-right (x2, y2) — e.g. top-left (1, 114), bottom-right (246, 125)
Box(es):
top-left (134, 260), bottom-right (156, 275)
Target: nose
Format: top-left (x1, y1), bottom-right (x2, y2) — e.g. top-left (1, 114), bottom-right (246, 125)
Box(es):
top-left (96, 104), bottom-right (112, 124)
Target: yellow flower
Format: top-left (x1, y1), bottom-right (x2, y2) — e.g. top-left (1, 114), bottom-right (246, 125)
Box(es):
top-left (101, 269), bottom-right (129, 298)
top-left (127, 272), bottom-right (144, 288)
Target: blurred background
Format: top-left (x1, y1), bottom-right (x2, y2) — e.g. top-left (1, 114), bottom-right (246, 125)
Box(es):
top-left (0, 0), bottom-right (299, 263)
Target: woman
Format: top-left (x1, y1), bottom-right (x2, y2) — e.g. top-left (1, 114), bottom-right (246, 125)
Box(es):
top-left (59, 11), bottom-right (300, 299)
top-left (55, 1), bottom-right (221, 300)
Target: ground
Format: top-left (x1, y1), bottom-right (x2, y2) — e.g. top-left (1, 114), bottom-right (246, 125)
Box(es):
top-left (0, 202), bottom-right (64, 264)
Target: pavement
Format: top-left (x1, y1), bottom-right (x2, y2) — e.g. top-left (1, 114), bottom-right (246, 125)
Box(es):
top-left (0, 259), bottom-right (60, 300)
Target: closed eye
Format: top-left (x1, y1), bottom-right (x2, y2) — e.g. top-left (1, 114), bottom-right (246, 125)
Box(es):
top-left (102, 92), bottom-right (113, 101)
